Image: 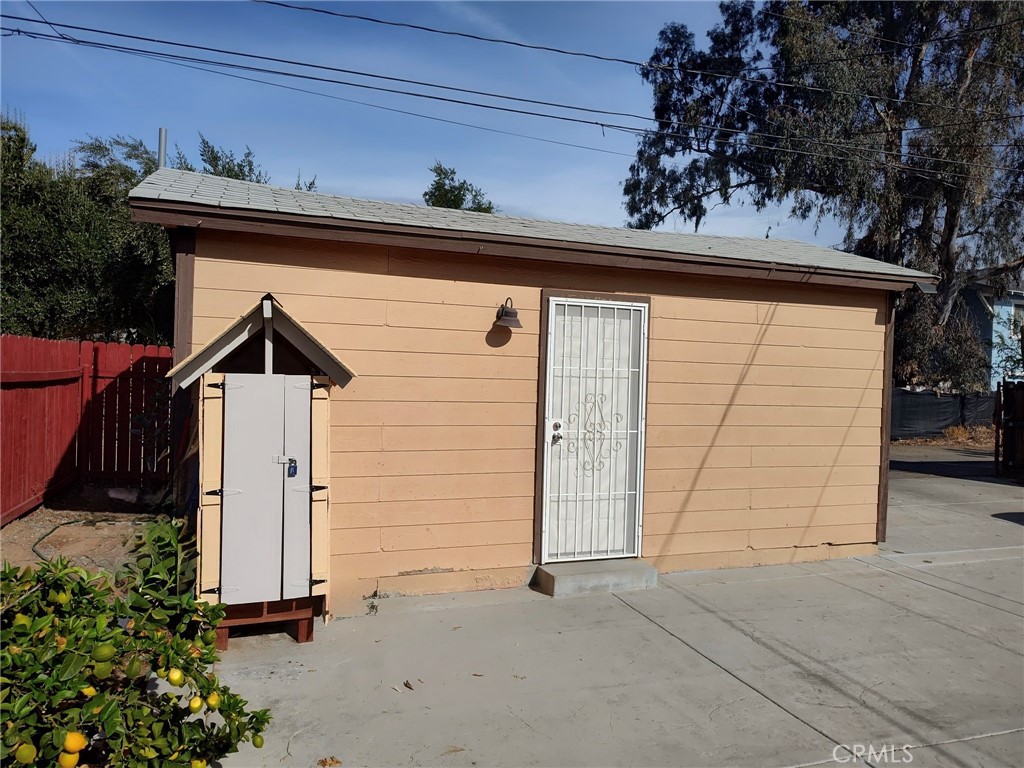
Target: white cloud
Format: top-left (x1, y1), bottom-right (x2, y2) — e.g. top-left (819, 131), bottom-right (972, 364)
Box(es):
top-left (432, 1), bottom-right (530, 44)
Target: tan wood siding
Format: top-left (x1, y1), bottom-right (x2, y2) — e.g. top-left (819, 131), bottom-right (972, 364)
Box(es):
top-left (196, 373), bottom-right (223, 598)
top-left (310, 377), bottom-right (331, 603)
top-left (191, 230), bottom-right (883, 614)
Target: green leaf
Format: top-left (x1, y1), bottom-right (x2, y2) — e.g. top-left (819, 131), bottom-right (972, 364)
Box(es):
top-left (57, 652), bottom-right (88, 681)
top-left (49, 689), bottom-right (76, 707)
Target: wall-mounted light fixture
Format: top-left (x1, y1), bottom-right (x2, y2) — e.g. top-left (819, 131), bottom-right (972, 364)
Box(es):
top-left (493, 297), bottom-right (523, 329)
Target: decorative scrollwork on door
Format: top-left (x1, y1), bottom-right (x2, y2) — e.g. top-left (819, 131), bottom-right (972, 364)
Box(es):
top-left (565, 393), bottom-right (624, 476)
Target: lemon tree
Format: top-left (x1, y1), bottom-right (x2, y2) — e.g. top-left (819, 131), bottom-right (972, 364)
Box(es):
top-left (0, 519), bottom-right (270, 766)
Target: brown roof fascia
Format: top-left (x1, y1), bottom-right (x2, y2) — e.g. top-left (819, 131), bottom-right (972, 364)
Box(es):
top-left (130, 200), bottom-right (922, 292)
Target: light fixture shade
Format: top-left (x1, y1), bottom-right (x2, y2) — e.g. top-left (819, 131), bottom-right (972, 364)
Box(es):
top-left (494, 297), bottom-right (523, 329)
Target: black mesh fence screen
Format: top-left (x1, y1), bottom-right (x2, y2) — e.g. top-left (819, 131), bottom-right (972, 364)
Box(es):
top-left (891, 390), bottom-right (995, 440)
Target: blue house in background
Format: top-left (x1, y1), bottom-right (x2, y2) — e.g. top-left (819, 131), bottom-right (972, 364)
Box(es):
top-left (965, 279), bottom-right (1024, 391)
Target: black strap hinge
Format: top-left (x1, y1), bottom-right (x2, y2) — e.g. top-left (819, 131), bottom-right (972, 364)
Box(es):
top-left (312, 381), bottom-right (329, 390)
top-left (206, 382), bottom-right (224, 389)
top-left (310, 485), bottom-right (327, 492)
top-left (204, 489), bottom-right (223, 496)
top-left (201, 587), bottom-right (221, 595)
top-left (310, 578), bottom-right (327, 587)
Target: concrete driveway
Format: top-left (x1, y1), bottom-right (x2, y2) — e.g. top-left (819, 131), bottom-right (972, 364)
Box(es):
top-left (219, 445), bottom-right (1024, 768)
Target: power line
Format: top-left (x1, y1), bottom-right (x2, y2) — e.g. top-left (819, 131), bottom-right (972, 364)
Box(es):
top-left (120, 44), bottom-right (1020, 212)
top-left (854, 114), bottom-right (1024, 135)
top-left (94, 48), bottom-right (969, 212)
top-left (119, 48), bottom-right (637, 160)
top-left (4, 24), bottom-right (1019, 202)
top-left (252, 0), bottom-right (647, 68)
top-left (254, 0), bottom-right (1019, 116)
top-left (25, 0), bottom-right (75, 41)
top-left (0, 12), bottom-right (652, 124)
top-left (3, 15), bottom-right (1018, 172)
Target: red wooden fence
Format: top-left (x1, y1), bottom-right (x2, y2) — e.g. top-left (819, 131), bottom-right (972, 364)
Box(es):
top-left (1, 336), bottom-right (173, 525)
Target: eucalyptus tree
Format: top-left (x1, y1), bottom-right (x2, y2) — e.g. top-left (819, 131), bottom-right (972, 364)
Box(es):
top-left (625, 1), bottom-right (1023, 388)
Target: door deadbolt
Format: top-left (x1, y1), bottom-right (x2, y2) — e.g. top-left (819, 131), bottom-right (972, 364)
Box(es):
top-left (287, 458), bottom-right (298, 478)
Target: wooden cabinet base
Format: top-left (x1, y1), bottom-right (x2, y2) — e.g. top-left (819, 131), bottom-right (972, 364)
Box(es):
top-left (214, 596), bottom-right (325, 651)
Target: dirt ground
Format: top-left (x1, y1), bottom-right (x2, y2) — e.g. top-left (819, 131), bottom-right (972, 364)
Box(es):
top-left (1, 485), bottom-right (160, 572)
top-left (895, 424), bottom-right (996, 449)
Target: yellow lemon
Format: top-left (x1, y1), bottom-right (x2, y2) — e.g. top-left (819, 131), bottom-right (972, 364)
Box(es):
top-left (155, 667), bottom-right (168, 679)
top-left (79, 685), bottom-right (97, 697)
top-left (191, 759), bottom-right (207, 768)
top-left (188, 696), bottom-right (203, 713)
top-left (205, 691), bottom-right (221, 710)
top-left (63, 731), bottom-right (88, 753)
top-left (253, 734), bottom-right (264, 749)
top-left (58, 750), bottom-right (80, 768)
top-left (167, 668), bottom-right (185, 687)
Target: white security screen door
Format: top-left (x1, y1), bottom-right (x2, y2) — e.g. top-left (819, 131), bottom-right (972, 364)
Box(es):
top-left (542, 298), bottom-right (648, 563)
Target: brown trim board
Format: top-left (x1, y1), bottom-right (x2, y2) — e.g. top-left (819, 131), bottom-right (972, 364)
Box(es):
top-left (877, 291), bottom-right (896, 543)
top-left (533, 290), bottom-right (652, 565)
top-left (171, 227), bottom-right (197, 367)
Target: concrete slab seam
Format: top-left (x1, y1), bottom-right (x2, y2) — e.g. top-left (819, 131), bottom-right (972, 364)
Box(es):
top-left (611, 593), bottom-right (857, 764)
top-left (854, 557), bottom-right (1024, 619)
top-left (903, 726), bottom-right (1024, 753)
top-left (882, 545), bottom-right (1024, 558)
top-left (789, 562), bottom-right (1024, 658)
top-left (781, 755), bottom-right (870, 768)
top-left (875, 555), bottom-right (1024, 608)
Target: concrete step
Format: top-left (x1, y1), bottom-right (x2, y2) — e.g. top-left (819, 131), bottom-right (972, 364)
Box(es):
top-left (532, 559), bottom-right (658, 597)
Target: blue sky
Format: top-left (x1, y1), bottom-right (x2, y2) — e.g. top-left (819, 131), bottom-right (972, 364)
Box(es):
top-left (2, 1), bottom-right (844, 244)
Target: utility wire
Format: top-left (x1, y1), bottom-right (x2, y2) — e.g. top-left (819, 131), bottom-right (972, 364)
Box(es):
top-left (25, 0), bottom-right (75, 41)
top-left (256, 0), bottom-right (1024, 73)
top-left (254, 0), bottom-right (1020, 116)
top-left (114, 42), bottom-right (954, 210)
top-left (118, 48), bottom-right (637, 159)
top-left (251, 0), bottom-right (648, 68)
top-left (3, 15), bottom-right (1019, 172)
top-left (104, 47), bottom-right (962, 211)
top-left (8, 24), bottom-right (1022, 206)
top-left (123, 44), bottom-right (958, 209)
top-left (5, 23), bottom-right (1022, 197)
top-left (0, 12), bottom-right (653, 124)
top-left (6, 28), bottom-right (1016, 211)
top-left (5, 9), bottom-right (1007, 124)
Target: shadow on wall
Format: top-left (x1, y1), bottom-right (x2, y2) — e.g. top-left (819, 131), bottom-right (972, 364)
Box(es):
top-left (486, 325), bottom-right (513, 348)
top-left (656, 298), bottom-right (882, 565)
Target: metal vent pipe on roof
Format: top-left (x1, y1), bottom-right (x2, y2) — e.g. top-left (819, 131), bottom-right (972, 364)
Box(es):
top-left (158, 128), bottom-right (167, 169)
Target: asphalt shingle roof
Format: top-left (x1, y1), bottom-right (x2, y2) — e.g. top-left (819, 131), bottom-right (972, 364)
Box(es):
top-left (130, 169), bottom-right (934, 282)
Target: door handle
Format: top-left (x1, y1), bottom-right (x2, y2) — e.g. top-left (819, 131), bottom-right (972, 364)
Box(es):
top-left (549, 420), bottom-right (564, 444)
